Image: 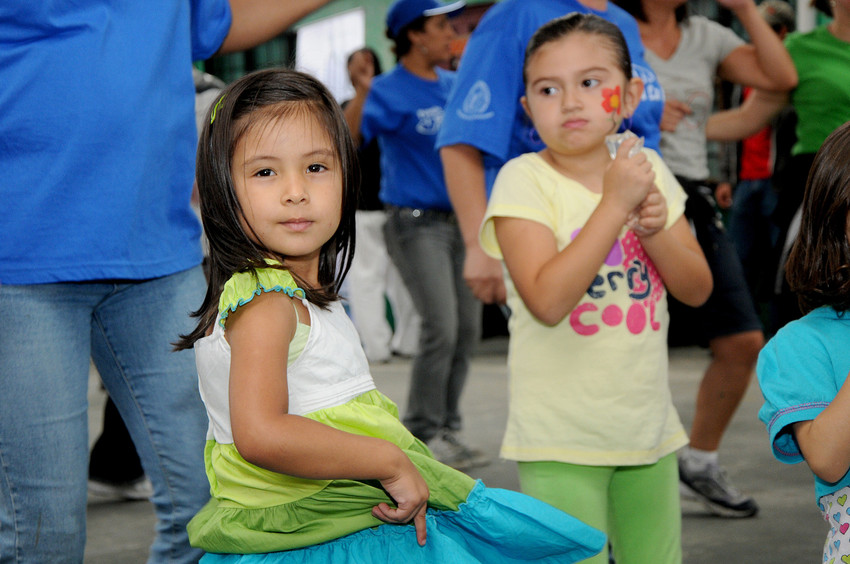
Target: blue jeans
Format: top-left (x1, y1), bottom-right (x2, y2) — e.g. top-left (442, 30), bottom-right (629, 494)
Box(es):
top-left (384, 207), bottom-right (481, 441)
top-left (0, 266), bottom-right (209, 563)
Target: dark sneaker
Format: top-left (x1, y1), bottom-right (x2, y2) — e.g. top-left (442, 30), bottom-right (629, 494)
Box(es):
top-left (679, 458), bottom-right (759, 518)
top-left (427, 429), bottom-right (490, 471)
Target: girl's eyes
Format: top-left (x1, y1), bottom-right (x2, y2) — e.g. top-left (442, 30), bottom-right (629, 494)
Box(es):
top-left (251, 164), bottom-right (328, 176)
top-left (582, 78), bottom-right (600, 88)
top-left (541, 86), bottom-right (558, 96)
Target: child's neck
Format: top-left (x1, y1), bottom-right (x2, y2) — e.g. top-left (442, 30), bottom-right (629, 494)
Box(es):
top-left (541, 145), bottom-right (612, 194)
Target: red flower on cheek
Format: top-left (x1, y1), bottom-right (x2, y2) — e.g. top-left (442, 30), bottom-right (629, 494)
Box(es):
top-left (602, 86), bottom-right (621, 115)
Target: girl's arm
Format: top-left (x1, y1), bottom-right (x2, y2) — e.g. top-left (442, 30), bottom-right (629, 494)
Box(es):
top-left (226, 292), bottom-right (429, 544)
top-left (494, 139), bottom-right (653, 326)
top-left (638, 215), bottom-right (713, 307)
top-left (716, 0), bottom-right (798, 91)
top-left (705, 88), bottom-right (789, 142)
top-left (793, 372), bottom-right (850, 484)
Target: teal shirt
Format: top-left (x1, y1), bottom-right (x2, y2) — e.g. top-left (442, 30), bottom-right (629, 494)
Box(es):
top-left (758, 307), bottom-right (850, 502)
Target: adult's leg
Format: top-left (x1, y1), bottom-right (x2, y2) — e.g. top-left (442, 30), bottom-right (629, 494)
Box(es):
top-left (608, 453), bottom-right (681, 564)
top-left (689, 330), bottom-right (763, 452)
top-left (674, 179), bottom-right (762, 517)
top-left (386, 262), bottom-right (420, 357)
top-left (348, 210), bottom-right (393, 362)
top-left (444, 221), bottom-right (481, 432)
top-left (90, 266), bottom-right (209, 563)
top-left (517, 461), bottom-right (612, 564)
top-left (0, 284), bottom-right (98, 563)
top-left (384, 210), bottom-right (461, 442)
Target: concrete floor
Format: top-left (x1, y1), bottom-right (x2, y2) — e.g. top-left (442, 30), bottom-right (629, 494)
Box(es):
top-left (84, 339), bottom-right (825, 563)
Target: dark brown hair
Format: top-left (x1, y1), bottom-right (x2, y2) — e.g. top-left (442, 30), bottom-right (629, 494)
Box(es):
top-left (175, 68), bottom-right (358, 350)
top-left (523, 13), bottom-right (632, 86)
top-left (387, 15), bottom-right (428, 60)
top-left (786, 120), bottom-right (850, 314)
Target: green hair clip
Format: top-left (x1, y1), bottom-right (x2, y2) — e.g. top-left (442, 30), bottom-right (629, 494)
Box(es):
top-left (210, 95), bottom-right (226, 125)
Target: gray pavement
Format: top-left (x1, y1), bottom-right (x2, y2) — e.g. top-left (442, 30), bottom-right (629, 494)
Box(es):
top-left (85, 339), bottom-right (824, 563)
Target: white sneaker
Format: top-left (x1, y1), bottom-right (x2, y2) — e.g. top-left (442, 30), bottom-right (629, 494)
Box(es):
top-left (88, 476), bottom-right (153, 501)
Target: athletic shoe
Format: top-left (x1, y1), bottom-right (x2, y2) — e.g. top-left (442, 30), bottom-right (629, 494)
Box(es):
top-left (427, 429), bottom-right (490, 471)
top-left (678, 458), bottom-right (759, 518)
top-left (88, 476), bottom-right (153, 501)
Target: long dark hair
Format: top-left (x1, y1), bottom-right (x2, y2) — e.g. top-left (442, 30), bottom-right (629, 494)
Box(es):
top-left (523, 13), bottom-right (632, 86)
top-left (786, 120), bottom-right (850, 314)
top-left (175, 68), bottom-right (358, 350)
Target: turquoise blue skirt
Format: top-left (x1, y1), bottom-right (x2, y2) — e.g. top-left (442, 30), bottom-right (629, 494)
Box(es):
top-left (200, 481), bottom-right (605, 563)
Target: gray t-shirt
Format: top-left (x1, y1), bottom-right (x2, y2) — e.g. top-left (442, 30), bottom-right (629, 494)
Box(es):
top-left (646, 16), bottom-right (743, 180)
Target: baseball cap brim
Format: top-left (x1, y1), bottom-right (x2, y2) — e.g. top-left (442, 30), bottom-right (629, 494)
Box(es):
top-left (423, 0), bottom-right (466, 18)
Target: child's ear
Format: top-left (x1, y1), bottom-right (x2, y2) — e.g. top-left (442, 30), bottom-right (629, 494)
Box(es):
top-left (622, 77), bottom-right (644, 119)
top-left (520, 95), bottom-right (532, 120)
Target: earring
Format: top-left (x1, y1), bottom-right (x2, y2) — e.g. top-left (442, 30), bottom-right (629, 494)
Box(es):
top-left (830, 0), bottom-right (836, 6)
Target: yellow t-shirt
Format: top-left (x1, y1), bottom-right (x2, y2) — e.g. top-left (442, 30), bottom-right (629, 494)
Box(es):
top-left (480, 150), bottom-right (688, 466)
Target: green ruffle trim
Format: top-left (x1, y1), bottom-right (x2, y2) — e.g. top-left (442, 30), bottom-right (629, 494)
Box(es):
top-left (188, 390), bottom-right (476, 554)
top-left (188, 448), bottom-right (475, 554)
top-left (218, 265), bottom-right (305, 327)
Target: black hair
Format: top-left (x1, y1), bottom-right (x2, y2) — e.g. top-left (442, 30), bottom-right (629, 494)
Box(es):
top-left (347, 47), bottom-right (384, 76)
top-left (810, 0), bottom-right (834, 17)
top-left (175, 68), bottom-right (358, 350)
top-left (613, 0), bottom-right (689, 24)
top-left (387, 15), bottom-right (428, 61)
top-left (523, 13), bottom-right (632, 86)
top-left (786, 120), bottom-right (850, 314)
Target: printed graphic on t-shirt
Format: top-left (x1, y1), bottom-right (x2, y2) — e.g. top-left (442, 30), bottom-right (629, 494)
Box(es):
top-left (415, 106), bottom-right (445, 135)
top-left (633, 63), bottom-right (664, 104)
top-left (456, 80), bottom-right (495, 121)
top-left (569, 229), bottom-right (664, 337)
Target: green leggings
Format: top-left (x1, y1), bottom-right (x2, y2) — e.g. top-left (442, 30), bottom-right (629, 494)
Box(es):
top-left (517, 452), bottom-right (681, 564)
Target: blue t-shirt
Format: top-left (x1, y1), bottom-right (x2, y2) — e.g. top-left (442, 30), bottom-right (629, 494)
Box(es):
top-left (435, 0), bottom-right (664, 193)
top-left (757, 307), bottom-right (850, 502)
top-left (361, 65), bottom-right (456, 211)
top-left (0, 1), bottom-right (231, 284)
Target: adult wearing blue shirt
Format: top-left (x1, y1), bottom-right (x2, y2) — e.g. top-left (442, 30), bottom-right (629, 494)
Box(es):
top-left (354, 0), bottom-right (488, 471)
top-left (435, 0), bottom-right (665, 304)
top-left (0, 2), bottom-right (336, 562)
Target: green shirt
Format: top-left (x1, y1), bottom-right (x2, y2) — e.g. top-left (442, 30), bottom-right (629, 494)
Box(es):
top-left (787, 25), bottom-right (850, 155)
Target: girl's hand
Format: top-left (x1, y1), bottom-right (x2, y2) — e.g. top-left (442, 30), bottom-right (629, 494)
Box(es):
top-left (603, 137), bottom-right (656, 218)
top-left (634, 185), bottom-right (668, 238)
top-left (374, 456), bottom-right (430, 546)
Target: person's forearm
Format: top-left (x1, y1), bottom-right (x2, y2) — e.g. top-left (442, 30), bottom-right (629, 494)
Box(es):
top-left (734, 2), bottom-right (797, 90)
top-left (794, 374), bottom-right (850, 483)
top-left (640, 218), bottom-right (713, 307)
top-left (343, 91), bottom-right (368, 146)
top-left (440, 144), bottom-right (488, 247)
top-left (220, 0), bottom-right (335, 54)
top-left (706, 89), bottom-right (787, 141)
top-left (235, 411), bottom-right (409, 481)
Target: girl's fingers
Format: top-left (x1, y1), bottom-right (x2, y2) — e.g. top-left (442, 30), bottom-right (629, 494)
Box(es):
top-left (371, 502), bottom-right (428, 546)
top-left (413, 506), bottom-right (428, 546)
